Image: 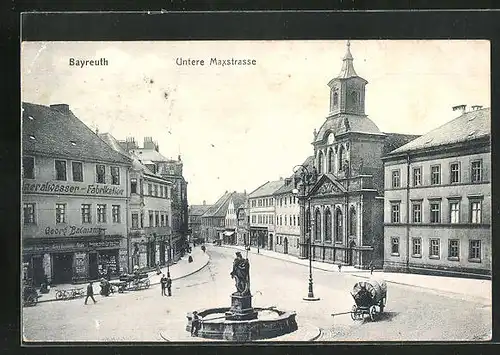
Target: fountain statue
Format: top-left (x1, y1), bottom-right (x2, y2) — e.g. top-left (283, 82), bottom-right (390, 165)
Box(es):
top-left (225, 252), bottom-right (258, 320)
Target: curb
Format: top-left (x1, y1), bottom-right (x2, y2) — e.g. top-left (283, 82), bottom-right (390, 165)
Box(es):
top-left (217, 245), bottom-right (489, 301)
top-left (36, 253), bottom-right (211, 304)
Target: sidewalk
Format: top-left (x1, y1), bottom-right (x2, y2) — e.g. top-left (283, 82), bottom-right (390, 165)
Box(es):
top-left (218, 244), bottom-right (491, 303)
top-left (37, 247), bottom-right (210, 304)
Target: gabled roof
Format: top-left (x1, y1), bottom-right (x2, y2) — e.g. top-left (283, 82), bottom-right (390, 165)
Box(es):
top-left (382, 133), bottom-right (421, 155)
top-left (314, 114), bottom-right (384, 144)
top-left (189, 204), bottom-right (212, 216)
top-left (388, 108), bottom-right (490, 155)
top-left (248, 180), bottom-right (285, 198)
top-left (231, 192), bottom-right (248, 210)
top-left (22, 102), bottom-right (132, 165)
top-left (202, 191), bottom-right (232, 218)
top-left (202, 191), bottom-right (247, 218)
top-left (130, 148), bottom-right (171, 163)
top-left (99, 133), bottom-right (166, 179)
top-left (274, 155), bottom-right (315, 195)
top-left (308, 173), bottom-right (347, 197)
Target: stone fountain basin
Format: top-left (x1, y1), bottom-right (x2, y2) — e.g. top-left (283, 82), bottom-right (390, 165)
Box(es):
top-left (186, 307), bottom-right (298, 341)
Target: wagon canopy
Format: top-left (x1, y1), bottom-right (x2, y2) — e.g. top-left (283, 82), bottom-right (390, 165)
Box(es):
top-left (351, 279), bottom-right (387, 305)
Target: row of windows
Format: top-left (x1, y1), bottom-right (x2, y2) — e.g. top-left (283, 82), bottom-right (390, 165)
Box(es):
top-left (274, 235), bottom-right (300, 248)
top-left (250, 198), bottom-right (274, 208)
top-left (312, 207), bottom-right (356, 242)
top-left (390, 198), bottom-right (483, 224)
top-left (23, 157), bottom-right (121, 185)
top-left (276, 215), bottom-right (300, 226)
top-left (316, 145), bottom-right (348, 175)
top-left (251, 214), bottom-right (274, 225)
top-left (391, 160), bottom-right (483, 188)
top-left (130, 211), bottom-right (170, 229)
top-left (23, 203), bottom-right (121, 225)
top-left (130, 178), bottom-right (170, 199)
top-left (391, 237), bottom-right (482, 262)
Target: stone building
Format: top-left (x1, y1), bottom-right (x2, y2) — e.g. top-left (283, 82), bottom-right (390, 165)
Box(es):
top-left (22, 103), bottom-right (132, 285)
top-left (273, 156), bottom-right (315, 257)
top-left (201, 191), bottom-right (247, 244)
top-left (120, 137), bottom-right (189, 259)
top-left (302, 42), bottom-right (418, 268)
top-left (248, 180), bottom-right (284, 250)
top-left (188, 201), bottom-right (212, 244)
top-left (100, 134), bottom-right (173, 271)
top-left (383, 106), bottom-right (491, 278)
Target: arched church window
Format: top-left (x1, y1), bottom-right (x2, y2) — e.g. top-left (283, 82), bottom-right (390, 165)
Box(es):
top-left (338, 145), bottom-right (344, 172)
top-left (350, 91), bottom-right (358, 105)
top-left (327, 148), bottom-right (333, 173)
top-left (333, 91), bottom-right (339, 107)
top-left (314, 209), bottom-right (321, 241)
top-left (317, 151), bottom-right (324, 174)
top-left (324, 208), bottom-right (332, 241)
top-left (349, 206), bottom-right (357, 236)
top-left (335, 208), bottom-right (343, 242)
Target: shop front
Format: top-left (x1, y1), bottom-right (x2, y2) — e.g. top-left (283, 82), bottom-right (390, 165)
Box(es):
top-left (223, 230), bottom-right (236, 245)
top-left (250, 227), bottom-right (268, 249)
top-left (23, 235), bottom-right (125, 285)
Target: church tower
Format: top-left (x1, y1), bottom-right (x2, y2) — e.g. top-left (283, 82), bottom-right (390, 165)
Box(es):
top-left (327, 41), bottom-right (368, 117)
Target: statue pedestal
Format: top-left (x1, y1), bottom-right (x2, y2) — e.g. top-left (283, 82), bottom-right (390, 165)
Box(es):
top-left (225, 293), bottom-right (258, 321)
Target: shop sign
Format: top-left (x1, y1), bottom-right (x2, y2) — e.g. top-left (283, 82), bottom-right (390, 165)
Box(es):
top-left (44, 226), bottom-right (106, 237)
top-left (23, 241), bottom-right (85, 253)
top-left (23, 181), bottom-right (124, 196)
top-left (88, 240), bottom-right (121, 249)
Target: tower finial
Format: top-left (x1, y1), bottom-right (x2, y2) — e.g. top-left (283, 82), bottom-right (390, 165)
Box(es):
top-left (347, 40), bottom-right (350, 48)
top-left (338, 40), bottom-right (357, 78)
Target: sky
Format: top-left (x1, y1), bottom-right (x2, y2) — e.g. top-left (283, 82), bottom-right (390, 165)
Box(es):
top-left (21, 40), bottom-right (490, 205)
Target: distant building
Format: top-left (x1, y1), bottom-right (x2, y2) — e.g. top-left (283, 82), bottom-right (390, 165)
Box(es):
top-left (303, 41), bottom-right (418, 268)
top-left (22, 103), bottom-right (132, 285)
top-left (188, 201), bottom-right (212, 243)
top-left (236, 199), bottom-right (250, 246)
top-left (383, 106), bottom-right (491, 279)
top-left (100, 134), bottom-right (173, 270)
top-left (201, 191), bottom-right (247, 244)
top-left (119, 137), bottom-right (188, 258)
top-left (248, 180), bottom-right (285, 250)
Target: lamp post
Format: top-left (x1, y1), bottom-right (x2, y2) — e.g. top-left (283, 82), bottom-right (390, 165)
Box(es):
top-left (292, 164), bottom-right (320, 301)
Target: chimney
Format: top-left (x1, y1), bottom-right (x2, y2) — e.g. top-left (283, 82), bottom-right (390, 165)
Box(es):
top-left (144, 136), bottom-right (156, 150)
top-left (452, 104), bottom-right (467, 114)
top-left (50, 104), bottom-right (70, 113)
top-left (471, 105), bottom-right (483, 111)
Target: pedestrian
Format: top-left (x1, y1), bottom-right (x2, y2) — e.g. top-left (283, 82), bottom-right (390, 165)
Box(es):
top-left (84, 281), bottom-right (97, 305)
top-left (166, 274), bottom-right (172, 296)
top-left (106, 267), bottom-right (112, 281)
top-left (370, 262), bottom-right (375, 275)
top-left (338, 263), bottom-right (342, 272)
top-left (191, 311), bottom-right (200, 336)
top-left (160, 273), bottom-right (167, 296)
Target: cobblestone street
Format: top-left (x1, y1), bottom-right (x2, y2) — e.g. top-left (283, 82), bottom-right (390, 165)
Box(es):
top-left (22, 246), bottom-right (491, 342)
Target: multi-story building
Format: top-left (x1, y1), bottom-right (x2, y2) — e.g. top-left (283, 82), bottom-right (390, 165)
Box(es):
top-left (248, 180), bottom-right (284, 250)
top-left (224, 192), bottom-right (247, 245)
top-left (22, 103), bottom-right (132, 285)
top-left (383, 106), bottom-right (491, 278)
top-left (273, 157), bottom-right (315, 257)
top-left (120, 137), bottom-right (188, 258)
top-left (188, 201), bottom-right (212, 243)
top-left (100, 134), bottom-right (173, 270)
top-left (236, 200), bottom-right (250, 246)
top-left (302, 41), bottom-right (418, 268)
top-left (201, 191), bottom-right (247, 244)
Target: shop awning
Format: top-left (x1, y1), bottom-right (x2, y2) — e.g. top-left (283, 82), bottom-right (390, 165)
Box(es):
top-left (223, 231), bottom-right (235, 236)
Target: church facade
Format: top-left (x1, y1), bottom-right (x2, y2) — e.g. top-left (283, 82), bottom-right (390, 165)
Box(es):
top-left (302, 42), bottom-right (418, 268)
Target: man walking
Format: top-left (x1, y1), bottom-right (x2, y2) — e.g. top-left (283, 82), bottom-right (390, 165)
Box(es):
top-left (166, 274), bottom-right (172, 296)
top-left (84, 281), bottom-right (97, 305)
top-left (160, 273), bottom-right (167, 296)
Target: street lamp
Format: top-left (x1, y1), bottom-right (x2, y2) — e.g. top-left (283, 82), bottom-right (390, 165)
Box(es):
top-left (292, 164), bottom-right (320, 301)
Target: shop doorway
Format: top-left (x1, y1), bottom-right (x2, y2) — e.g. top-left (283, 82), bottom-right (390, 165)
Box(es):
top-left (283, 237), bottom-right (289, 254)
top-left (159, 241), bottom-right (166, 265)
top-left (52, 253), bottom-right (74, 284)
top-left (89, 252), bottom-right (99, 280)
top-left (269, 234), bottom-right (273, 250)
top-left (98, 250), bottom-right (119, 277)
top-left (32, 256), bottom-right (45, 286)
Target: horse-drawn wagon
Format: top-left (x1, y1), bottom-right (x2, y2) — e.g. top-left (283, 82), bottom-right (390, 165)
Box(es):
top-left (350, 279), bottom-right (387, 321)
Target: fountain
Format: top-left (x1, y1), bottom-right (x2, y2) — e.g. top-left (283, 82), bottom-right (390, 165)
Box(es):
top-left (186, 251), bottom-right (298, 341)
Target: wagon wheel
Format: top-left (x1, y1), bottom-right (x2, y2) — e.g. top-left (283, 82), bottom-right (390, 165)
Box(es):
top-left (379, 299), bottom-right (385, 313)
top-left (350, 305), bottom-right (358, 321)
top-left (369, 305), bottom-right (377, 321)
top-left (55, 290), bottom-right (64, 300)
top-left (145, 279), bottom-right (150, 288)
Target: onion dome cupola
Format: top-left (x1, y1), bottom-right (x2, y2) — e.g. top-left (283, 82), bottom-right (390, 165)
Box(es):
top-left (328, 41), bottom-right (368, 117)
